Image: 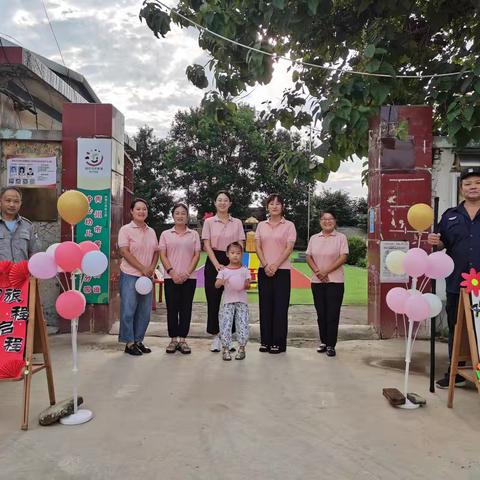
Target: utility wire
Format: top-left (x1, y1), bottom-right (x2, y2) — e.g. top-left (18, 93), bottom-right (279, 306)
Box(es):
top-left (156, 0), bottom-right (473, 80)
top-left (40, 0), bottom-right (66, 67)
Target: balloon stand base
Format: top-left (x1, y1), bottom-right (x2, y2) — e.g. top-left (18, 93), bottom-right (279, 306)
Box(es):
top-left (60, 409), bottom-right (93, 425)
top-left (397, 399), bottom-right (420, 410)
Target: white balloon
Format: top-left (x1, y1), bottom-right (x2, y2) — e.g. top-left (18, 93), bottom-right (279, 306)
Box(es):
top-left (422, 293), bottom-right (443, 318)
top-left (385, 250), bottom-right (406, 275)
top-left (81, 251), bottom-right (108, 277)
top-left (135, 276), bottom-right (152, 295)
top-left (46, 242), bottom-right (60, 257)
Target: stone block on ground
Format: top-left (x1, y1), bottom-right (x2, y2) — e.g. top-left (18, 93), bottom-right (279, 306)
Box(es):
top-left (39, 396), bottom-right (84, 426)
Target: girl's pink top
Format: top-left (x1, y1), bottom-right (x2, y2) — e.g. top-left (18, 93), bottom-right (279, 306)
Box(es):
top-left (217, 266), bottom-right (251, 304)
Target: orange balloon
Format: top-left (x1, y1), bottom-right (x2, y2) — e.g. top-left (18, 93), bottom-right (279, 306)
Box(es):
top-left (57, 190), bottom-right (89, 225)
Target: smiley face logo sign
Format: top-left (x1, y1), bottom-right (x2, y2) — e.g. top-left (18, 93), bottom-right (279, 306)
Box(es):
top-left (84, 148), bottom-right (103, 167)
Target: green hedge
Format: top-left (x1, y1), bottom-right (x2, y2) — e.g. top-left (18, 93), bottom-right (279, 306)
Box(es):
top-left (347, 236), bottom-right (367, 267)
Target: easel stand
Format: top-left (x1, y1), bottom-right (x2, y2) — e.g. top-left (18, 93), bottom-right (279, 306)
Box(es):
top-left (0, 278), bottom-right (56, 430)
top-left (447, 289), bottom-right (480, 407)
top-left (60, 225), bottom-right (93, 425)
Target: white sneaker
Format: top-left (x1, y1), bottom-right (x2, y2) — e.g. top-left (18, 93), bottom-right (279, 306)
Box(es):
top-left (210, 335), bottom-right (221, 352)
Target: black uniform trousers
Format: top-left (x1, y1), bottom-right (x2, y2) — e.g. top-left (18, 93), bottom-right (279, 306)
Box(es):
top-left (311, 282), bottom-right (344, 348)
top-left (164, 279), bottom-right (196, 338)
top-left (205, 250), bottom-right (233, 335)
top-left (258, 268), bottom-right (291, 351)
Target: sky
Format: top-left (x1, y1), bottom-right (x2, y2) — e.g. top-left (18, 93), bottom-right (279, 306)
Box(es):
top-left (0, 0), bottom-right (367, 197)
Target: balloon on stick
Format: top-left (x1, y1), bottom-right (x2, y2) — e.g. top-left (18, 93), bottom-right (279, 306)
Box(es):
top-left (56, 290), bottom-right (86, 320)
top-left (57, 190), bottom-right (89, 225)
top-left (405, 295), bottom-right (430, 322)
top-left (425, 251), bottom-right (454, 280)
top-left (79, 241), bottom-right (100, 256)
top-left (135, 276), bottom-right (152, 295)
top-left (422, 293), bottom-right (443, 318)
top-left (385, 250), bottom-right (406, 275)
top-left (386, 287), bottom-right (409, 314)
top-left (28, 252), bottom-right (58, 279)
top-left (403, 247), bottom-right (428, 278)
top-left (81, 251), bottom-right (108, 277)
top-left (55, 241), bottom-right (83, 272)
top-left (407, 203), bottom-right (434, 232)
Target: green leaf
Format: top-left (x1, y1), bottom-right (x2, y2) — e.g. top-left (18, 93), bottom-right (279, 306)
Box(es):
top-left (365, 59), bottom-right (381, 73)
top-left (350, 109), bottom-right (360, 126)
top-left (273, 0), bottom-right (285, 9)
top-left (448, 120), bottom-right (462, 138)
top-left (324, 154), bottom-right (341, 172)
top-left (307, 0), bottom-right (320, 15)
top-left (371, 83), bottom-right (390, 105)
top-left (464, 105), bottom-right (475, 122)
top-left (447, 108), bottom-right (461, 122)
top-left (474, 81), bottom-right (480, 95)
top-left (357, 0), bottom-right (371, 15)
top-left (364, 44), bottom-right (376, 59)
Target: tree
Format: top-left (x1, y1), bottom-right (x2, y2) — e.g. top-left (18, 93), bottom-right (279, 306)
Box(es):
top-left (312, 189), bottom-right (358, 228)
top-left (140, 0), bottom-right (480, 182)
top-left (133, 127), bottom-right (174, 232)
top-left (162, 96), bottom-right (314, 239)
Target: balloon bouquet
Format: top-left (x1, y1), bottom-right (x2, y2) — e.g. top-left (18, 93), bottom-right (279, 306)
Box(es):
top-left (28, 190), bottom-right (108, 425)
top-left (384, 203), bottom-right (454, 409)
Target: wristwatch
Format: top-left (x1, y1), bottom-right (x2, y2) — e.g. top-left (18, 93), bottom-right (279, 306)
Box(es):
top-left (166, 267), bottom-right (173, 274)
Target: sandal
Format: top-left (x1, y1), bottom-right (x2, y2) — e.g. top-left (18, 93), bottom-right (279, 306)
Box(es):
top-left (269, 345), bottom-right (281, 354)
top-left (235, 349), bottom-right (246, 360)
top-left (222, 350), bottom-right (232, 361)
top-left (166, 340), bottom-right (178, 354)
top-left (259, 344), bottom-right (269, 353)
top-left (177, 341), bottom-right (191, 355)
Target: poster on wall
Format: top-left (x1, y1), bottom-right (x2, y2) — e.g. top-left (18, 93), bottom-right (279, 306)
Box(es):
top-left (6, 156), bottom-right (56, 188)
top-left (380, 241), bottom-right (410, 283)
top-left (76, 138), bottom-right (112, 304)
top-left (0, 279), bottom-right (29, 378)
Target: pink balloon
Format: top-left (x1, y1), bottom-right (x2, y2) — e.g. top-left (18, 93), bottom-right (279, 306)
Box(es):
top-left (403, 248), bottom-right (428, 278)
top-left (78, 241), bottom-right (100, 255)
top-left (28, 252), bottom-right (58, 279)
top-left (56, 290), bottom-right (86, 320)
top-left (386, 287), bottom-right (409, 314)
top-left (425, 251), bottom-right (454, 280)
top-left (405, 295), bottom-right (430, 322)
top-left (54, 241), bottom-right (83, 272)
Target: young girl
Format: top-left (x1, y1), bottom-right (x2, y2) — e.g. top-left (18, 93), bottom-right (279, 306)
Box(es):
top-left (215, 242), bottom-right (251, 361)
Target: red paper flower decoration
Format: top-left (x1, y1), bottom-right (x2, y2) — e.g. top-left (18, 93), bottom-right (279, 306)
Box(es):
top-left (9, 260), bottom-right (30, 287)
top-left (0, 260), bottom-right (13, 287)
top-left (0, 358), bottom-right (25, 379)
top-left (460, 268), bottom-right (480, 296)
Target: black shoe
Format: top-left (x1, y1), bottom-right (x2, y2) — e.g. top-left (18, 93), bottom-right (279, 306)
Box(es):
top-left (317, 344), bottom-right (327, 353)
top-left (436, 374), bottom-right (467, 389)
top-left (136, 342), bottom-right (152, 354)
top-left (326, 347), bottom-right (336, 357)
top-left (259, 345), bottom-right (269, 353)
top-left (269, 345), bottom-right (281, 354)
top-left (125, 344), bottom-right (142, 356)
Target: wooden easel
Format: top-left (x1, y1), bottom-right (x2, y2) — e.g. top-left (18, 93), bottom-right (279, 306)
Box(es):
top-left (0, 278), bottom-right (55, 429)
top-left (447, 288), bottom-right (480, 407)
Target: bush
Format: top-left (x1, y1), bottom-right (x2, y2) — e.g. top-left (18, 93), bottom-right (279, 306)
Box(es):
top-left (347, 236), bottom-right (367, 267)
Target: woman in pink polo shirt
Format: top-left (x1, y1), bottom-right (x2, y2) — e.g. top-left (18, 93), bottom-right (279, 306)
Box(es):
top-left (159, 203), bottom-right (201, 354)
top-left (202, 190), bottom-right (245, 352)
top-left (306, 210), bottom-right (349, 357)
top-left (255, 193), bottom-right (297, 353)
top-left (118, 198), bottom-right (159, 356)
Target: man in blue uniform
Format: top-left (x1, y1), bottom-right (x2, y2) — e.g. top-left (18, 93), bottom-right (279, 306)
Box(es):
top-left (428, 167), bottom-right (480, 388)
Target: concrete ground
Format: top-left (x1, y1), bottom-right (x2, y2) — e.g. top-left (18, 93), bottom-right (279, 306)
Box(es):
top-left (110, 303), bottom-right (377, 342)
top-left (1, 335), bottom-right (479, 479)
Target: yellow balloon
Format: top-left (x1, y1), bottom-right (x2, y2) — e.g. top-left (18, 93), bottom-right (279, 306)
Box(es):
top-left (386, 250), bottom-right (406, 275)
top-left (407, 203), bottom-right (434, 232)
top-left (57, 190), bottom-right (90, 225)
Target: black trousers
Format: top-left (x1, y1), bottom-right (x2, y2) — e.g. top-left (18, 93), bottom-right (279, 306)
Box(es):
top-left (258, 268), bottom-right (291, 351)
top-left (311, 282), bottom-right (344, 348)
top-left (164, 279), bottom-right (196, 338)
top-left (204, 250), bottom-right (231, 335)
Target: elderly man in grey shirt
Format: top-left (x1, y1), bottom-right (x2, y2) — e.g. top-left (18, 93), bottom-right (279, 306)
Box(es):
top-left (0, 187), bottom-right (39, 261)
